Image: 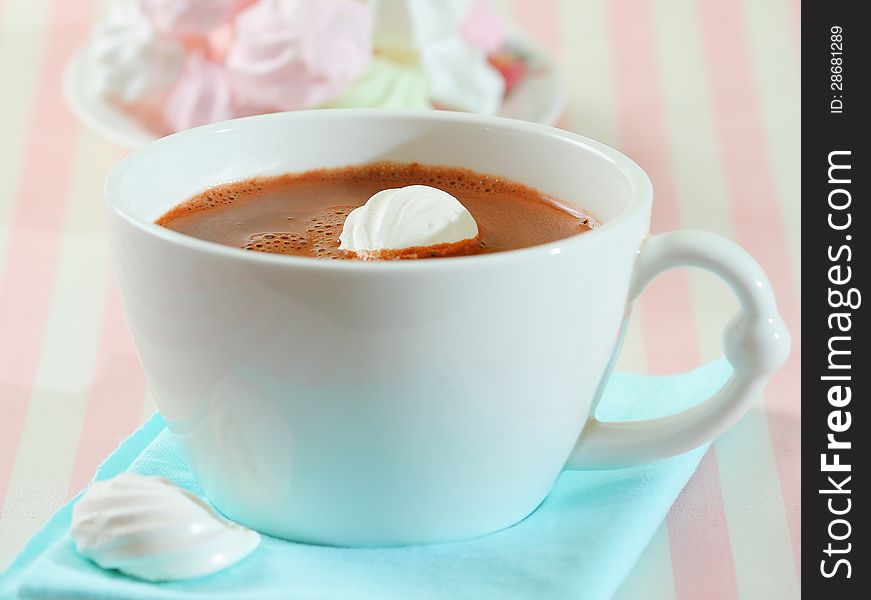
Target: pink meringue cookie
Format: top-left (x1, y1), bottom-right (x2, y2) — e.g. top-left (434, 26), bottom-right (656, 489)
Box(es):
top-left (460, 0), bottom-right (504, 55)
top-left (206, 22), bottom-right (236, 62)
top-left (140, 0), bottom-right (251, 37)
top-left (226, 0), bottom-right (373, 111)
top-left (164, 53), bottom-right (236, 132)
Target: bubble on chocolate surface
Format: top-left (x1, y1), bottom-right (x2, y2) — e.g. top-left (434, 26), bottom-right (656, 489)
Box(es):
top-left (301, 207), bottom-right (350, 259)
top-left (244, 232), bottom-right (309, 254)
top-left (176, 181), bottom-right (265, 211)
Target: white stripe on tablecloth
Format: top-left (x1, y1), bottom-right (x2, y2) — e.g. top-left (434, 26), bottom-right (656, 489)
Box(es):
top-left (558, 0), bottom-right (620, 146)
top-left (716, 410), bottom-right (801, 599)
top-left (740, 0), bottom-right (801, 290)
top-left (0, 0), bottom-right (52, 271)
top-left (614, 524), bottom-right (677, 600)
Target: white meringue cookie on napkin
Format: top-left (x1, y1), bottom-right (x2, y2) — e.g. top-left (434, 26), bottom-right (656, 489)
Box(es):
top-left (86, 0), bottom-right (183, 103)
top-left (70, 473), bottom-right (260, 582)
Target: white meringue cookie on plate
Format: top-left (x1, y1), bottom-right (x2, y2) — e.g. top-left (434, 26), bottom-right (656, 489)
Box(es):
top-left (370, 0), bottom-right (471, 50)
top-left (86, 0), bottom-right (183, 103)
top-left (365, 0), bottom-right (505, 114)
top-left (70, 473), bottom-right (260, 581)
top-left (422, 37), bottom-right (505, 114)
top-left (323, 54), bottom-right (430, 110)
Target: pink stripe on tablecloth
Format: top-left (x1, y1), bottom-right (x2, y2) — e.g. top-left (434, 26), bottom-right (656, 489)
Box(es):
top-left (699, 0), bottom-right (802, 571)
top-left (512, 0), bottom-right (569, 129)
top-left (0, 0), bottom-right (94, 515)
top-left (514, 0), bottom-right (561, 59)
top-left (608, 2), bottom-right (739, 599)
top-left (513, 0), bottom-right (567, 132)
top-left (68, 277), bottom-right (147, 496)
top-left (669, 450), bottom-right (741, 600)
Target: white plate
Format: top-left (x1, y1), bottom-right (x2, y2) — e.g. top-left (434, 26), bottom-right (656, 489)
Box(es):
top-left (64, 38), bottom-right (566, 150)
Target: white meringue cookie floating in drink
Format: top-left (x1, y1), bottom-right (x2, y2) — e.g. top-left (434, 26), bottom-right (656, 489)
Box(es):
top-left (339, 185), bottom-right (480, 260)
top-left (86, 0), bottom-right (183, 103)
top-left (70, 473), bottom-right (260, 582)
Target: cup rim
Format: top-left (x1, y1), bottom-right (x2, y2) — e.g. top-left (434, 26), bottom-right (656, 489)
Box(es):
top-left (106, 109), bottom-right (653, 272)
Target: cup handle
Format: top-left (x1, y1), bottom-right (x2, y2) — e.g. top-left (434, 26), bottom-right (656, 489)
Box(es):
top-left (565, 230), bottom-right (791, 469)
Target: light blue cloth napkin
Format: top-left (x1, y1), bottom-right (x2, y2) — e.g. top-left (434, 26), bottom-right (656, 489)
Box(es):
top-left (1, 360), bottom-right (731, 600)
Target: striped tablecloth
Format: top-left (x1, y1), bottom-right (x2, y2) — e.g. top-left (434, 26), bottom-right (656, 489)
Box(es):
top-left (0, 0), bottom-right (800, 598)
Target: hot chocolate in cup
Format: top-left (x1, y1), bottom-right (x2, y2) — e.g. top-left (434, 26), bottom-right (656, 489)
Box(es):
top-left (107, 109), bottom-right (790, 546)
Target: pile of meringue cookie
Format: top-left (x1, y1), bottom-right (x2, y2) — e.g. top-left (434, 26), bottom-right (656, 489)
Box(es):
top-left (87, 0), bottom-right (526, 135)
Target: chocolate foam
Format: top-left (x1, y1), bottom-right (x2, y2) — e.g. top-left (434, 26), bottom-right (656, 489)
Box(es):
top-left (156, 162), bottom-right (597, 260)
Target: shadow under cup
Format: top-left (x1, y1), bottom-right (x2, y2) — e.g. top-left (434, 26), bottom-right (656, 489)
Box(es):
top-left (106, 109), bottom-right (652, 546)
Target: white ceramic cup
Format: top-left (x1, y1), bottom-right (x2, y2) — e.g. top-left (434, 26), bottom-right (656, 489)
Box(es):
top-left (107, 109), bottom-right (790, 546)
